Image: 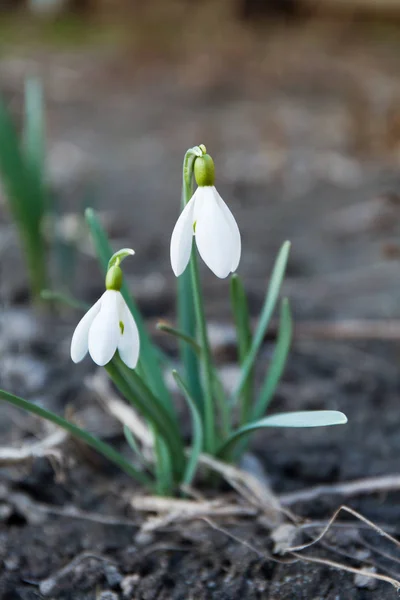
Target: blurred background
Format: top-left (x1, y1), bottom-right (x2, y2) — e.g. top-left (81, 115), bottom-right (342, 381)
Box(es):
top-left (2, 0), bottom-right (400, 321)
top-left (3, 8), bottom-right (400, 595)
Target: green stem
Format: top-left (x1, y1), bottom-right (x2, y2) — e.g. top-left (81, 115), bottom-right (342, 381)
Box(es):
top-left (189, 250), bottom-right (216, 453)
top-left (178, 150), bottom-right (203, 410)
top-left (0, 388), bottom-right (151, 486)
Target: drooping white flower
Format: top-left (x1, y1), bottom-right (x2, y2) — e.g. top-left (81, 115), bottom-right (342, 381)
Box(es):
top-left (170, 153), bottom-right (241, 278)
top-left (70, 257), bottom-right (140, 369)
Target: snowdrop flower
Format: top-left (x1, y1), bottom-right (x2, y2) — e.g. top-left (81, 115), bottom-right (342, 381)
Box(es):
top-left (71, 251), bottom-right (140, 369)
top-left (170, 152), bottom-right (241, 279)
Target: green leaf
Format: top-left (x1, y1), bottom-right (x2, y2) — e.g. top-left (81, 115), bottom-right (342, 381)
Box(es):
top-left (123, 424), bottom-right (150, 471)
top-left (231, 241), bottom-right (291, 407)
top-left (157, 322), bottom-right (201, 355)
top-left (0, 388), bottom-right (152, 485)
top-left (173, 370), bottom-right (203, 487)
top-left (24, 77), bottom-right (45, 187)
top-left (0, 91), bottom-right (47, 297)
top-left (230, 273), bottom-right (253, 423)
top-left (252, 297), bottom-right (292, 420)
top-left (153, 431), bottom-right (174, 496)
top-left (84, 208), bottom-right (172, 413)
top-left (106, 356), bottom-right (185, 481)
top-left (40, 289), bottom-right (89, 311)
top-left (218, 411), bottom-right (348, 458)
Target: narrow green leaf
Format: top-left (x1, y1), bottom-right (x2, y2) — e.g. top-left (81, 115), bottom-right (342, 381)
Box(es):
top-left (231, 241), bottom-right (291, 407)
top-left (40, 289), bottom-right (89, 311)
top-left (0, 388), bottom-right (151, 485)
top-left (157, 322), bottom-right (201, 355)
top-left (85, 208), bottom-right (172, 413)
top-left (153, 431), bottom-right (174, 496)
top-left (230, 273), bottom-right (253, 423)
top-left (218, 410), bottom-right (348, 458)
top-left (252, 297), bottom-right (292, 421)
top-left (123, 424), bottom-right (151, 471)
top-left (173, 370), bottom-right (203, 487)
top-left (24, 77), bottom-right (45, 187)
top-left (107, 356), bottom-right (185, 481)
top-left (0, 94), bottom-right (47, 297)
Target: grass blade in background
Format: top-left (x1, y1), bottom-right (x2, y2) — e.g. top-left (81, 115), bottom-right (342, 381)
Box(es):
top-left (231, 241), bottom-right (291, 407)
top-left (24, 77), bottom-right (45, 187)
top-left (0, 84), bottom-right (47, 298)
top-left (85, 207), bottom-right (173, 414)
top-left (230, 273), bottom-right (253, 424)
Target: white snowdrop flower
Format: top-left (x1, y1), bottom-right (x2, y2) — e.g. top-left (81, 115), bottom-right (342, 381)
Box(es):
top-left (170, 153), bottom-right (241, 279)
top-left (70, 258), bottom-right (140, 369)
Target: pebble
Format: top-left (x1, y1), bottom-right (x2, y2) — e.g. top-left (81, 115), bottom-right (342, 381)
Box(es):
top-left (104, 564), bottom-right (123, 589)
top-left (121, 574), bottom-right (139, 598)
top-left (97, 592), bottom-right (119, 600)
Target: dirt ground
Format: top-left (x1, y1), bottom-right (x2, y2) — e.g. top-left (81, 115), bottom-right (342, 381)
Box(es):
top-left (2, 9), bottom-right (400, 599)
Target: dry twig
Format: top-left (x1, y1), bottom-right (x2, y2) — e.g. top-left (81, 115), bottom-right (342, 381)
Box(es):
top-left (280, 474), bottom-right (400, 506)
top-left (0, 429), bottom-right (67, 467)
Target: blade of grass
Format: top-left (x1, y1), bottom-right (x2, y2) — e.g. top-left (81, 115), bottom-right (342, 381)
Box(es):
top-left (0, 94), bottom-right (47, 297)
top-left (173, 370), bottom-right (203, 487)
top-left (0, 388), bottom-right (151, 485)
top-left (24, 77), bottom-right (45, 188)
top-left (230, 273), bottom-right (253, 424)
top-left (40, 289), bottom-right (89, 311)
top-left (123, 424), bottom-right (151, 471)
top-left (231, 241), bottom-right (291, 408)
top-left (217, 411), bottom-right (348, 459)
top-left (85, 208), bottom-right (173, 414)
top-left (153, 430), bottom-right (174, 496)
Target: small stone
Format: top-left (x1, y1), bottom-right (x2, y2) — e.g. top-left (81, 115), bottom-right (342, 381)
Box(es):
top-left (354, 566), bottom-right (378, 589)
top-left (104, 564), bottom-right (123, 588)
top-left (97, 592), bottom-right (119, 600)
top-left (4, 554), bottom-right (20, 571)
top-left (121, 574), bottom-right (139, 598)
top-left (0, 502), bottom-right (12, 522)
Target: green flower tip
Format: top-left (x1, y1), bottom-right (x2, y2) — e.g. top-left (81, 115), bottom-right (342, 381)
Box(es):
top-left (194, 153), bottom-right (215, 187)
top-left (106, 265), bottom-right (123, 291)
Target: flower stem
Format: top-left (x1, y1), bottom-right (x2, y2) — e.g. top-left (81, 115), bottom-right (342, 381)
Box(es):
top-left (178, 149), bottom-right (204, 410)
top-left (181, 147), bottom-right (216, 454)
top-left (189, 235), bottom-right (216, 454)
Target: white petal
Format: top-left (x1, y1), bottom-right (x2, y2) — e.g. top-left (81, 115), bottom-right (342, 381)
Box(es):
top-left (88, 290), bottom-right (120, 366)
top-left (70, 296), bottom-right (102, 363)
top-left (117, 296), bottom-right (140, 369)
top-left (170, 194), bottom-right (196, 276)
top-left (194, 187), bottom-right (234, 278)
top-left (214, 187), bottom-right (241, 272)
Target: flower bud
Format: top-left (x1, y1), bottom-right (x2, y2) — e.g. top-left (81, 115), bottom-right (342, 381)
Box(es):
top-left (194, 154), bottom-right (215, 187)
top-left (105, 265), bottom-right (123, 291)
